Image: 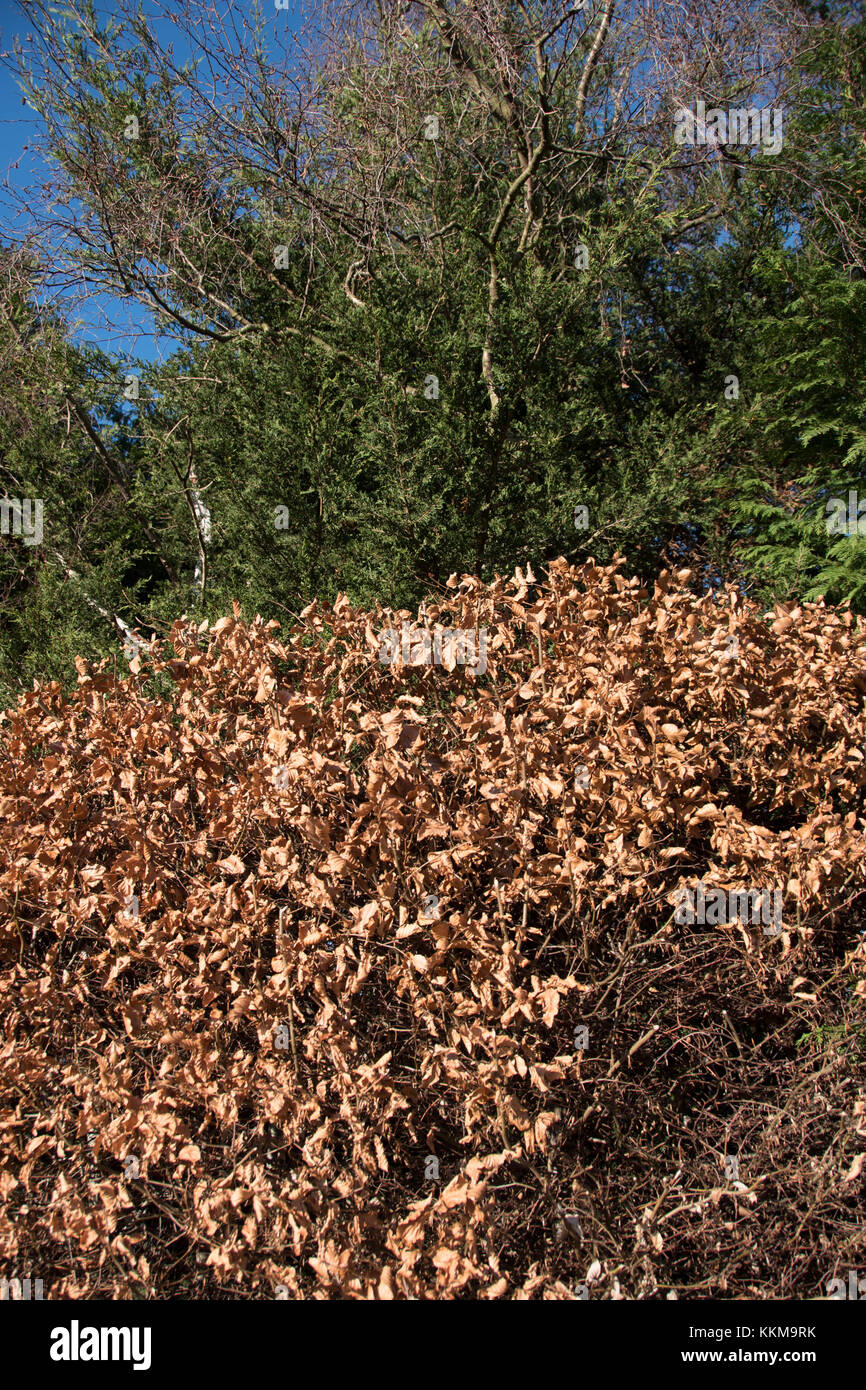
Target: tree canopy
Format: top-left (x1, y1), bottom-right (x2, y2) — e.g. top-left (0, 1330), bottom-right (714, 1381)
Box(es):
top-left (1, 0), bottom-right (864, 699)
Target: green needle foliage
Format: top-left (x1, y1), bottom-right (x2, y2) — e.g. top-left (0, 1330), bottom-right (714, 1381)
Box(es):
top-left (0, 1), bottom-right (864, 699)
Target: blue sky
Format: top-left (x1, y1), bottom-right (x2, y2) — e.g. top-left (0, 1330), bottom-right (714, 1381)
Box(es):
top-left (0, 0), bottom-right (306, 364)
top-left (0, 0), bottom-right (164, 361)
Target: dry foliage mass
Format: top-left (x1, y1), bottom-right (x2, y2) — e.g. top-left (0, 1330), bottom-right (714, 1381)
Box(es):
top-left (1, 557), bottom-right (865, 1298)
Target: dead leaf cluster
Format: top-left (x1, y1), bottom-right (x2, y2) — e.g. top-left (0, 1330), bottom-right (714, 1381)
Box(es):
top-left (1, 557), bottom-right (864, 1298)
